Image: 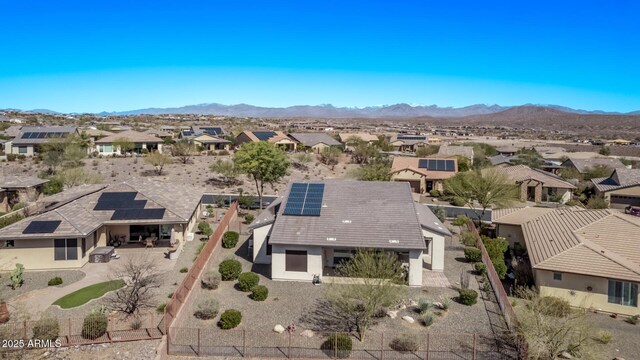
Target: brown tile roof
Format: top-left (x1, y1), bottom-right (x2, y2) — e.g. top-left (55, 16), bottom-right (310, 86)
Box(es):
top-left (491, 207), bottom-right (556, 225)
top-left (492, 165), bottom-right (575, 189)
top-left (95, 130), bottom-right (162, 144)
top-left (0, 175), bottom-right (48, 188)
top-left (338, 133), bottom-right (379, 143)
top-left (562, 157), bottom-right (625, 173)
top-left (437, 145), bottom-right (474, 159)
top-left (592, 168), bottom-right (640, 192)
top-left (390, 157), bottom-right (458, 180)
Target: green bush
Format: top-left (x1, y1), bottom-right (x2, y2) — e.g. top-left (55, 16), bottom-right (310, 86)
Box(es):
top-left (81, 313), bottom-right (108, 340)
top-left (474, 262), bottom-right (487, 275)
top-left (464, 247), bottom-right (482, 263)
top-left (538, 296), bottom-right (571, 318)
top-left (198, 221), bottom-right (213, 237)
top-left (244, 214), bottom-right (255, 224)
top-left (460, 231), bottom-right (476, 246)
top-left (11, 263), bottom-right (24, 290)
top-left (624, 315), bottom-right (639, 325)
top-left (219, 259), bottom-right (242, 281)
top-left (250, 285), bottom-right (269, 301)
top-left (452, 215), bottom-right (468, 226)
top-left (481, 236), bottom-right (509, 279)
top-left (222, 231), bottom-right (240, 248)
top-left (417, 298), bottom-right (432, 314)
top-left (156, 303), bottom-right (167, 314)
top-left (389, 334), bottom-right (419, 352)
top-left (595, 330), bottom-right (613, 344)
top-left (48, 276), bottom-right (63, 286)
top-left (237, 272), bottom-right (259, 292)
top-left (458, 289), bottom-right (478, 306)
top-left (130, 318), bottom-right (142, 330)
top-left (322, 333), bottom-right (353, 358)
top-left (451, 197), bottom-right (466, 207)
top-left (43, 177), bottom-right (64, 195)
top-left (194, 298), bottom-right (220, 320)
top-left (429, 189), bottom-right (441, 197)
top-left (6, 153), bottom-right (17, 162)
top-left (179, 267), bottom-right (188, 273)
top-left (201, 270), bottom-right (221, 290)
top-left (32, 318), bottom-right (59, 340)
top-left (218, 309), bottom-right (242, 329)
top-left (0, 213), bottom-right (23, 229)
top-left (421, 313), bottom-right (434, 327)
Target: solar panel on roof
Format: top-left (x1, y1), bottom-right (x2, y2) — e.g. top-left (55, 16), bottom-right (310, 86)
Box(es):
top-left (283, 183), bottom-right (324, 216)
top-left (111, 208), bottom-right (165, 220)
top-left (23, 220), bottom-right (62, 234)
top-left (201, 127), bottom-right (222, 135)
top-left (397, 135), bottom-right (426, 141)
top-left (94, 199), bottom-right (147, 210)
top-left (253, 131), bottom-right (277, 141)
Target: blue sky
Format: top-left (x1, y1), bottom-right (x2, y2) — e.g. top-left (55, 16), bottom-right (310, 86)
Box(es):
top-left (1, 1), bottom-right (638, 113)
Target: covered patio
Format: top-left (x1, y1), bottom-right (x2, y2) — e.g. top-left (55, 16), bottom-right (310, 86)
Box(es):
top-left (105, 223), bottom-right (181, 248)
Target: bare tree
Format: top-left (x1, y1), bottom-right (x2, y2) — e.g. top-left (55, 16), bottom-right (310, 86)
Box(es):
top-left (144, 152), bottom-right (172, 175)
top-left (171, 140), bottom-right (196, 164)
top-left (318, 146), bottom-right (341, 170)
top-left (107, 256), bottom-right (163, 315)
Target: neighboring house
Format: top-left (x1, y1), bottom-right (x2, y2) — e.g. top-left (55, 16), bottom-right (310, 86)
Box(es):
top-left (6, 126), bottom-right (78, 156)
top-left (0, 175), bottom-right (49, 212)
top-left (389, 134), bottom-right (429, 152)
top-left (95, 130), bottom-right (163, 155)
top-left (143, 128), bottom-right (174, 140)
top-left (160, 125), bottom-right (176, 133)
top-left (493, 207), bottom-right (640, 316)
top-left (561, 157), bottom-right (626, 174)
top-left (495, 146), bottom-right (519, 156)
top-left (288, 133), bottom-right (342, 153)
top-left (338, 133), bottom-right (379, 148)
top-left (437, 145), bottom-right (474, 164)
top-left (592, 168), bottom-right (640, 208)
top-left (192, 134), bottom-right (231, 151)
top-left (80, 128), bottom-right (116, 153)
top-left (235, 131), bottom-right (297, 151)
top-left (248, 180), bottom-right (449, 286)
top-left (3, 125), bottom-right (22, 138)
top-left (390, 157), bottom-right (458, 193)
top-left (191, 126), bottom-right (226, 137)
top-left (0, 181), bottom-right (202, 270)
top-left (488, 154), bottom-right (514, 167)
top-left (491, 165), bottom-right (575, 203)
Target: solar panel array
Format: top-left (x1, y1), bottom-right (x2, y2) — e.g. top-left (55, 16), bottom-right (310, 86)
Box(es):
top-left (94, 191), bottom-right (167, 220)
top-left (23, 220), bottom-right (62, 234)
top-left (397, 135), bottom-right (426, 141)
top-left (253, 131), bottom-right (277, 141)
top-left (283, 183), bottom-right (325, 216)
top-left (200, 127), bottom-right (223, 135)
top-left (111, 209), bottom-right (166, 220)
top-left (21, 132), bottom-right (68, 139)
top-left (182, 130), bottom-right (194, 137)
top-left (418, 159), bottom-right (456, 172)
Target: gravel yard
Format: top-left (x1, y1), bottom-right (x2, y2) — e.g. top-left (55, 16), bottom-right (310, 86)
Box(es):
top-left (0, 270), bottom-right (85, 302)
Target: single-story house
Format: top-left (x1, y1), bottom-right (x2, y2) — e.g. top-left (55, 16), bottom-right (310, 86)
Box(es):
top-left (288, 133), bottom-right (342, 153)
top-left (0, 180), bottom-right (202, 270)
top-left (143, 128), bottom-right (174, 140)
top-left (437, 145), bottom-right (474, 164)
top-left (495, 146), bottom-right (519, 156)
top-left (3, 125), bottom-right (23, 138)
top-left (191, 126), bottom-right (226, 137)
top-left (389, 135), bottom-right (429, 152)
top-left (6, 126), bottom-right (78, 156)
top-left (79, 128), bottom-right (116, 153)
top-left (561, 157), bottom-right (626, 175)
top-left (0, 175), bottom-right (49, 212)
top-left (248, 180), bottom-right (451, 286)
top-left (338, 133), bottom-right (379, 149)
top-left (490, 165), bottom-right (575, 203)
top-left (592, 168), bottom-right (640, 208)
top-left (493, 207), bottom-right (640, 316)
top-left (390, 157), bottom-right (458, 193)
top-left (95, 130), bottom-right (164, 155)
top-left (488, 154), bottom-right (514, 167)
top-left (192, 134), bottom-right (231, 151)
top-left (235, 130), bottom-right (297, 151)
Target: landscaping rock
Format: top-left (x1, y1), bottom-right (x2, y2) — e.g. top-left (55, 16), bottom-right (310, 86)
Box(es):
top-left (558, 351), bottom-right (572, 359)
top-left (300, 329), bottom-right (314, 338)
top-left (273, 324), bottom-right (285, 334)
top-left (408, 299), bottom-right (417, 307)
top-left (398, 304), bottom-right (407, 310)
top-left (433, 302), bottom-right (444, 309)
top-left (386, 310), bottom-right (398, 319)
top-left (402, 316), bottom-right (415, 324)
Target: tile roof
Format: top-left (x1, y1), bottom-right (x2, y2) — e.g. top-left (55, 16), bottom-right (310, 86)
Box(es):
top-left (247, 198), bottom-right (282, 230)
top-left (12, 126), bottom-right (77, 145)
top-left (268, 180), bottom-right (426, 250)
top-left (0, 175), bottom-right (48, 188)
top-left (592, 168), bottom-right (640, 192)
top-left (491, 207), bottom-right (556, 225)
top-left (488, 154), bottom-right (513, 165)
top-left (338, 133), bottom-right (379, 143)
top-left (192, 134), bottom-right (231, 144)
top-left (437, 145), bottom-right (474, 159)
top-left (492, 165), bottom-right (575, 189)
top-left (414, 203), bottom-right (452, 237)
top-left (562, 157), bottom-right (625, 173)
top-left (3, 125), bottom-right (22, 138)
top-left (143, 129), bottom-right (173, 138)
top-left (289, 133), bottom-right (341, 147)
top-left (95, 130), bottom-right (162, 144)
top-left (80, 128), bottom-right (115, 137)
top-left (240, 131), bottom-right (292, 143)
top-left (390, 157), bottom-right (458, 180)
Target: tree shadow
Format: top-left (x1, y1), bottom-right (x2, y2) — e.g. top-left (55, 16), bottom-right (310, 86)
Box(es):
top-left (298, 298), bottom-right (355, 334)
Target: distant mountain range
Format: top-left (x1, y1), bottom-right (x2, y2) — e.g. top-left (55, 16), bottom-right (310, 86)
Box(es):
top-left (4, 103), bottom-right (640, 118)
top-left (96, 103), bottom-right (640, 118)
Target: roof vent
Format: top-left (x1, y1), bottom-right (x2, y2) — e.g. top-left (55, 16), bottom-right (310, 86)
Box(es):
top-left (342, 220), bottom-right (352, 224)
top-left (326, 237), bottom-right (337, 241)
top-left (388, 239), bottom-right (400, 244)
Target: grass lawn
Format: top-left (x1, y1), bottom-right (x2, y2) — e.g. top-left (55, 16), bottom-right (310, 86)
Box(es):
top-left (53, 279), bottom-right (126, 309)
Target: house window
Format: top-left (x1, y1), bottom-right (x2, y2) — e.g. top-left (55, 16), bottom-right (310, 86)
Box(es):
top-left (18, 146), bottom-right (27, 154)
top-left (2, 240), bottom-right (14, 248)
top-left (285, 250), bottom-right (307, 272)
top-left (54, 239), bottom-right (78, 261)
top-left (424, 237), bottom-right (432, 255)
top-left (81, 238), bottom-right (86, 258)
top-left (608, 280), bottom-right (638, 307)
top-left (553, 272), bottom-right (562, 281)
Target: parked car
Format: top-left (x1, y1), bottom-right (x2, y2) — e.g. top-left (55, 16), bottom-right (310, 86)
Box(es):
top-left (624, 205), bottom-right (640, 217)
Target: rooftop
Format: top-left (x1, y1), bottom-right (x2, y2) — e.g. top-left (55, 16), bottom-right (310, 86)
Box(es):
top-left (95, 130), bottom-right (163, 144)
top-left (391, 157), bottom-right (458, 179)
top-left (592, 168), bottom-right (640, 192)
top-left (289, 133), bottom-right (341, 147)
top-left (562, 157), bottom-right (626, 173)
top-left (491, 164), bottom-right (575, 189)
top-left (0, 175), bottom-right (49, 188)
top-left (437, 145), bottom-right (474, 159)
top-left (12, 126), bottom-right (77, 145)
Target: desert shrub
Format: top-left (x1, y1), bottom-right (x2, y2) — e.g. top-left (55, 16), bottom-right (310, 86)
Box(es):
top-left (179, 267), bottom-right (188, 273)
top-left (11, 203), bottom-right (26, 211)
top-left (373, 307), bottom-right (387, 318)
top-left (43, 177), bottom-right (64, 195)
top-left (250, 285), bottom-right (269, 301)
top-left (429, 189), bottom-right (441, 197)
top-left (244, 214), bottom-right (255, 224)
top-left (460, 231), bottom-right (476, 246)
top-left (219, 309), bottom-right (242, 329)
top-left (595, 330), bottom-right (613, 344)
top-left (458, 289), bottom-right (478, 306)
top-left (194, 298), bottom-right (220, 320)
top-left (322, 333), bottom-right (353, 358)
top-left (389, 334), bottom-right (419, 352)
top-left (452, 215), bottom-right (468, 226)
top-left (421, 313), bottom-right (434, 327)
top-left (219, 259), bottom-right (242, 280)
top-left (156, 303), bottom-right (167, 314)
top-left (538, 296), bottom-right (571, 318)
top-left (417, 298), bottom-right (432, 314)
top-left (6, 154), bottom-right (17, 162)
top-left (218, 150), bottom-right (230, 156)
top-left (201, 270), bottom-right (221, 290)
top-left (474, 262), bottom-right (487, 275)
top-left (222, 231), bottom-right (240, 248)
top-left (464, 247), bottom-right (482, 263)
top-left (81, 313), bottom-right (108, 340)
top-left (237, 272), bottom-right (259, 292)
top-left (10, 263), bottom-right (24, 289)
top-left (481, 236), bottom-right (509, 279)
top-left (48, 276), bottom-right (63, 286)
top-left (130, 318), bottom-right (142, 330)
top-left (32, 317), bottom-right (59, 340)
top-left (624, 315), bottom-right (639, 325)
top-left (198, 221), bottom-right (212, 237)
top-left (451, 197), bottom-right (466, 207)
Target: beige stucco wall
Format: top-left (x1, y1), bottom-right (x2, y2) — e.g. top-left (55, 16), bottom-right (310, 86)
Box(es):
top-left (408, 249), bottom-right (423, 287)
top-left (536, 269), bottom-right (639, 316)
top-left (599, 185), bottom-right (640, 207)
top-left (271, 244), bottom-right (323, 282)
top-left (496, 224), bottom-right (525, 248)
top-left (10, 145), bottom-right (35, 156)
top-left (0, 234), bottom-right (100, 271)
top-left (422, 229), bottom-right (444, 272)
top-left (311, 143), bottom-right (330, 153)
top-left (251, 224), bottom-right (272, 264)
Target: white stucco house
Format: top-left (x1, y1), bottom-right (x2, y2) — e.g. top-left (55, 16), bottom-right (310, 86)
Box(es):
top-left (247, 180), bottom-right (451, 287)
